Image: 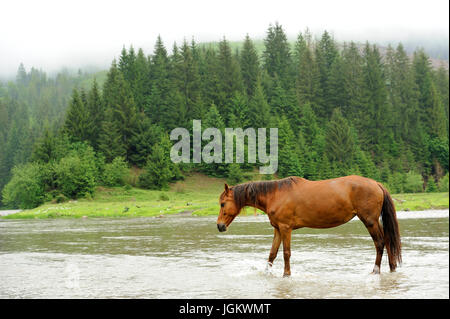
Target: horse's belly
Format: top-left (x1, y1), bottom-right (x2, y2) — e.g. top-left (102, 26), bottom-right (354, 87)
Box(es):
top-left (294, 209), bottom-right (356, 229)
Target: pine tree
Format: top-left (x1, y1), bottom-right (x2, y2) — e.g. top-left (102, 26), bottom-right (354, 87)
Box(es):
top-left (425, 178), bottom-right (438, 192)
top-left (230, 92), bottom-right (249, 128)
top-left (86, 79), bottom-right (103, 149)
top-left (434, 65), bottom-right (449, 135)
top-left (216, 37), bottom-right (244, 116)
top-left (128, 117), bottom-right (163, 167)
top-left (359, 43), bottom-right (394, 161)
top-left (294, 31), bottom-right (322, 111)
top-left (31, 129), bottom-right (70, 163)
top-left (327, 53), bottom-right (346, 110)
top-left (199, 46), bottom-right (221, 109)
top-left (227, 163), bottom-right (244, 185)
top-left (269, 79), bottom-right (300, 129)
top-left (240, 34), bottom-right (260, 97)
top-left (318, 154), bottom-right (333, 179)
top-left (413, 49), bottom-right (436, 135)
top-left (412, 49), bottom-right (448, 175)
top-left (325, 108), bottom-right (355, 165)
top-left (428, 83), bottom-right (447, 139)
top-left (315, 30), bottom-right (339, 119)
top-left (64, 88), bottom-right (93, 142)
top-left (354, 148), bottom-right (378, 180)
top-left (126, 45), bottom-right (137, 83)
top-left (139, 144), bottom-right (172, 190)
top-left (147, 35), bottom-right (172, 126)
top-left (299, 102), bottom-right (320, 148)
top-left (98, 107), bottom-right (126, 162)
top-left (177, 39), bottom-right (204, 123)
top-left (263, 22), bottom-right (293, 89)
top-left (16, 63), bottom-right (28, 86)
top-left (277, 116), bottom-right (303, 178)
top-left (103, 60), bottom-right (138, 160)
top-left (138, 134), bottom-right (181, 190)
top-left (200, 104), bottom-right (228, 177)
top-left (385, 43), bottom-right (420, 143)
top-left (134, 48), bottom-right (150, 112)
top-left (248, 79), bottom-right (270, 128)
top-left (340, 42), bottom-right (364, 120)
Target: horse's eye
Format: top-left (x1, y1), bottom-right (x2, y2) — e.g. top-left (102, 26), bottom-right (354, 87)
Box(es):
top-left (220, 203), bottom-right (225, 207)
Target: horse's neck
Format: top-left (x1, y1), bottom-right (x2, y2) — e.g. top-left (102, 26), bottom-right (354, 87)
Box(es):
top-left (244, 191), bottom-right (268, 213)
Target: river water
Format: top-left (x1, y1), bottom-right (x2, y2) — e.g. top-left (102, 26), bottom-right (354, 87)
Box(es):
top-left (0, 210), bottom-right (448, 299)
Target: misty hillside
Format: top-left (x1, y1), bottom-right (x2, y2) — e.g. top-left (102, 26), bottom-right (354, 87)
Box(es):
top-left (0, 25), bottom-right (448, 209)
top-left (200, 38), bottom-right (449, 68)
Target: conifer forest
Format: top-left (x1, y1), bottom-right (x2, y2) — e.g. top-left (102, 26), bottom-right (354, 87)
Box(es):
top-left (1, 23), bottom-right (448, 209)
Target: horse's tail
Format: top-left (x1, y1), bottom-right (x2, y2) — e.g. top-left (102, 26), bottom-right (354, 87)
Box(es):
top-left (378, 183), bottom-right (402, 271)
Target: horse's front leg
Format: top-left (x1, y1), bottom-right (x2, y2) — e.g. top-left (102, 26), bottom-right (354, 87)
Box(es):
top-left (280, 225), bottom-right (292, 277)
top-left (267, 228), bottom-right (281, 269)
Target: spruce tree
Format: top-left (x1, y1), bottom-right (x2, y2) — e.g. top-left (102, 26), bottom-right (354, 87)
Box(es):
top-left (434, 65), bottom-right (449, 135)
top-left (248, 79), bottom-right (270, 128)
top-left (315, 31), bottom-right (339, 119)
top-left (139, 134), bottom-right (181, 190)
top-left (428, 83), bottom-right (447, 139)
top-left (216, 37), bottom-right (244, 117)
top-left (177, 39), bottom-right (204, 123)
top-left (325, 108), bottom-right (355, 165)
top-left (86, 79), bottom-right (103, 149)
top-left (277, 116), bottom-right (303, 178)
top-left (199, 46), bottom-right (221, 109)
top-left (200, 104), bottom-right (227, 177)
top-left (148, 35), bottom-right (174, 127)
top-left (360, 43), bottom-right (394, 161)
top-left (98, 107), bottom-right (126, 162)
top-left (340, 42), bottom-right (364, 120)
top-left (128, 117), bottom-right (163, 167)
top-left (385, 43), bottom-right (420, 143)
top-left (263, 22), bottom-right (293, 89)
top-left (413, 49), bottom-right (437, 136)
top-left (64, 88), bottom-right (93, 143)
top-left (227, 163), bottom-right (244, 185)
top-left (103, 59), bottom-right (138, 160)
top-left (294, 31), bottom-right (322, 112)
top-left (134, 48), bottom-right (150, 112)
top-left (299, 102), bottom-right (320, 148)
top-left (240, 34), bottom-right (260, 97)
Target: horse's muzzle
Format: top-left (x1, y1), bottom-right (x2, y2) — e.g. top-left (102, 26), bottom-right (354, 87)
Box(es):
top-left (217, 223), bottom-right (227, 232)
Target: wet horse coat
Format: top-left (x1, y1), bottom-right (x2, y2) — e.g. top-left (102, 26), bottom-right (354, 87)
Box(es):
top-left (217, 175), bottom-right (401, 276)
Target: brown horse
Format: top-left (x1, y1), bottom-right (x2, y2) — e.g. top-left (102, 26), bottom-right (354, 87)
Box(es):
top-left (216, 175), bottom-right (401, 276)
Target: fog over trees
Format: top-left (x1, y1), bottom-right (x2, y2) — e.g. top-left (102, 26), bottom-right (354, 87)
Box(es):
top-left (0, 24), bottom-right (448, 208)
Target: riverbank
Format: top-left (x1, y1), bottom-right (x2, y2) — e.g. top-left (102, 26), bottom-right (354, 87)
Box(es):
top-left (0, 210), bottom-right (21, 217)
top-left (2, 174), bottom-right (449, 219)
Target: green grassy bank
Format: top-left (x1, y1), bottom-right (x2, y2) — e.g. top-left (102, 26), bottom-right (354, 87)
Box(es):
top-left (2, 173), bottom-right (448, 219)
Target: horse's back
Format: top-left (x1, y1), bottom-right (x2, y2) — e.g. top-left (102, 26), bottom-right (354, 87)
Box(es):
top-left (311, 175), bottom-right (384, 220)
top-left (286, 175), bottom-right (383, 228)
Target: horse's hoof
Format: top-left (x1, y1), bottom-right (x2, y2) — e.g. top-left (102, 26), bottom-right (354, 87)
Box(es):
top-left (371, 265), bottom-right (380, 274)
top-left (283, 273), bottom-right (291, 277)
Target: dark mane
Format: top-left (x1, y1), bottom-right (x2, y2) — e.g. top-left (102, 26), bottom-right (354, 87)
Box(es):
top-left (229, 177), bottom-right (298, 212)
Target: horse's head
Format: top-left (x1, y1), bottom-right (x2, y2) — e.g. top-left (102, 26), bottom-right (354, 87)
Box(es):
top-left (217, 183), bottom-right (240, 232)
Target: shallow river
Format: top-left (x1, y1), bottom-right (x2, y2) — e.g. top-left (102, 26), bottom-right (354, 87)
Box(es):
top-left (0, 210), bottom-right (448, 298)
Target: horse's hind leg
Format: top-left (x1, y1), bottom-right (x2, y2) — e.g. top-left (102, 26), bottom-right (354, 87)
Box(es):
top-left (360, 216), bottom-right (385, 274)
top-left (267, 228), bottom-right (281, 268)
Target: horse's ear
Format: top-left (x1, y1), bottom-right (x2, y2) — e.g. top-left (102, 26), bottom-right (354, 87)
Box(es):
top-left (224, 183), bottom-right (230, 192)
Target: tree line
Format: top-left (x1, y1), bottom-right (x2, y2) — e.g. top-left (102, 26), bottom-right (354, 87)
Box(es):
top-left (1, 23), bottom-right (449, 208)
